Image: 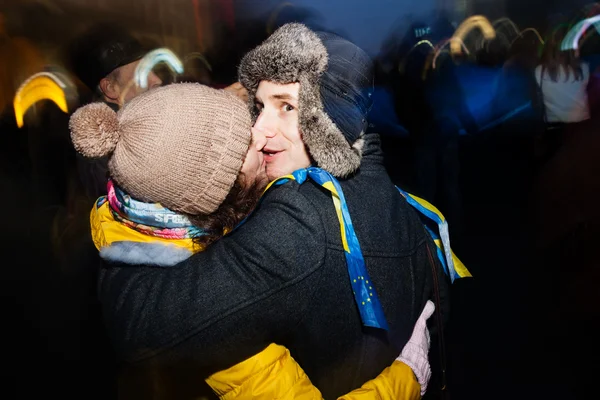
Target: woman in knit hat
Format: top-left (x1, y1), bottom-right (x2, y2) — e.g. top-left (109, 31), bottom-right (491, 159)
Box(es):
top-left (70, 82), bottom-right (434, 399)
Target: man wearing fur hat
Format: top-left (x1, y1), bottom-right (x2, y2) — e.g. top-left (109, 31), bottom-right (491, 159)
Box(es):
top-left (99, 24), bottom-right (456, 399)
top-left (236, 23), bottom-right (453, 396)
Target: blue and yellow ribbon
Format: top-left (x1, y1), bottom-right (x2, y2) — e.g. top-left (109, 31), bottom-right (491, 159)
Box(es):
top-left (395, 188), bottom-right (471, 282)
top-left (266, 167), bottom-right (389, 330)
top-left (241, 167), bottom-right (471, 330)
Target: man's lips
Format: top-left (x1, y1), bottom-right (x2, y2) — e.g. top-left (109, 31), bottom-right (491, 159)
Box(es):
top-left (262, 148), bottom-right (282, 161)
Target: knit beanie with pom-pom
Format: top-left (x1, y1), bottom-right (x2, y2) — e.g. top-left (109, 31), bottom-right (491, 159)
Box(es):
top-left (69, 83), bottom-right (252, 215)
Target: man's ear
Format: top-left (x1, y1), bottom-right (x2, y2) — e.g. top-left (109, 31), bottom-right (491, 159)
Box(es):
top-left (99, 77), bottom-right (120, 101)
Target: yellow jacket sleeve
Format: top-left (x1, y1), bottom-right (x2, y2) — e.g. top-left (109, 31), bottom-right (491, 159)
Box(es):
top-left (205, 344), bottom-right (421, 400)
top-left (337, 361), bottom-right (421, 400)
top-left (205, 344), bottom-right (322, 400)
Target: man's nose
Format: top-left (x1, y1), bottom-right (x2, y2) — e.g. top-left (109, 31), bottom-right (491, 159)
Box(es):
top-left (147, 71), bottom-right (163, 89)
top-left (253, 112), bottom-right (276, 138)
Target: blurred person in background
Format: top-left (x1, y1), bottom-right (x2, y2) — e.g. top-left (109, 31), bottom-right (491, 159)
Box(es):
top-left (67, 22), bottom-right (163, 200)
top-left (535, 24), bottom-right (591, 160)
top-left (69, 22), bottom-right (162, 110)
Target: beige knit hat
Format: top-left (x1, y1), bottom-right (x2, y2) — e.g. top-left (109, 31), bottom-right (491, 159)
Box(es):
top-left (69, 83), bottom-right (251, 215)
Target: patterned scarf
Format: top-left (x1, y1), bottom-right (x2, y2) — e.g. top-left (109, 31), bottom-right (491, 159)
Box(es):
top-left (105, 179), bottom-right (206, 240)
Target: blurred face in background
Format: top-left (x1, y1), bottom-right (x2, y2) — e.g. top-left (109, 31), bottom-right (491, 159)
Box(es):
top-left (99, 59), bottom-right (162, 106)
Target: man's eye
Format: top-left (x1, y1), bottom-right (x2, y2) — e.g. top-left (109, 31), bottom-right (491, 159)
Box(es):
top-left (283, 104), bottom-right (295, 112)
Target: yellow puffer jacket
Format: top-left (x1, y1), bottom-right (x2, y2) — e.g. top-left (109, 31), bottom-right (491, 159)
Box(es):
top-left (92, 201), bottom-right (422, 400)
top-left (206, 344), bottom-right (421, 400)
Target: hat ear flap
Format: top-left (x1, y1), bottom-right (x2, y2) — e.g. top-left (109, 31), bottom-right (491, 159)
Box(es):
top-left (297, 75), bottom-right (362, 178)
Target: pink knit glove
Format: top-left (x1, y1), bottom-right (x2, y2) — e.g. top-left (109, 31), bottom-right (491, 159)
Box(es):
top-left (397, 300), bottom-right (435, 396)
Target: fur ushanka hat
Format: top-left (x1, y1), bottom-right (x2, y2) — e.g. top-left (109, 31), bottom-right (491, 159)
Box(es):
top-left (238, 23), bottom-right (374, 178)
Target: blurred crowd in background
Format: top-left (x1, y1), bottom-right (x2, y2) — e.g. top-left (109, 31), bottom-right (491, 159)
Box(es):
top-left (1, 0), bottom-right (599, 399)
